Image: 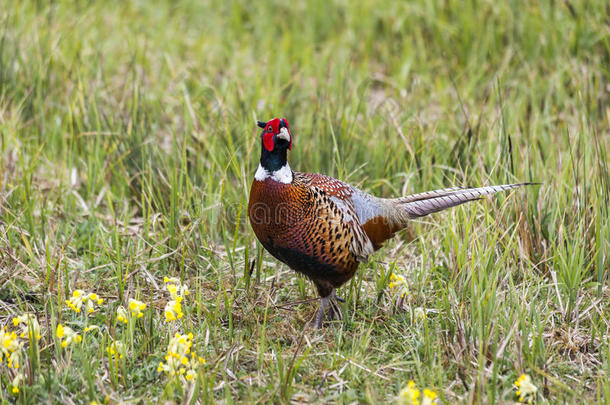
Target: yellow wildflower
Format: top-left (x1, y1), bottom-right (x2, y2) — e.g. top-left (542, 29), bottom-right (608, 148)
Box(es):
top-left (388, 273), bottom-right (404, 287)
top-left (106, 340), bottom-right (126, 360)
top-left (12, 313), bottom-right (42, 340)
top-left (389, 273), bottom-right (409, 298)
top-left (164, 276), bottom-right (190, 299)
top-left (56, 324), bottom-right (81, 348)
top-left (10, 373), bottom-right (24, 395)
top-left (65, 289), bottom-right (84, 312)
top-left (89, 293), bottom-right (103, 305)
top-left (158, 332), bottom-right (204, 381)
top-left (7, 349), bottom-right (23, 369)
top-left (65, 290), bottom-right (103, 314)
top-left (514, 374), bottom-right (537, 403)
top-left (164, 296), bottom-right (184, 322)
top-left (398, 381), bottom-right (437, 405)
top-left (398, 380), bottom-right (420, 405)
top-left (1, 329), bottom-right (24, 369)
top-left (56, 324), bottom-right (64, 338)
top-left (115, 299), bottom-right (146, 323)
top-left (422, 388), bottom-right (437, 405)
top-left (116, 306), bottom-right (128, 324)
top-left (128, 298), bottom-right (146, 319)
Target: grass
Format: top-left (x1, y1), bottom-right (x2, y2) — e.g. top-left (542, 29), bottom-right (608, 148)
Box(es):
top-left (0, 0), bottom-right (608, 403)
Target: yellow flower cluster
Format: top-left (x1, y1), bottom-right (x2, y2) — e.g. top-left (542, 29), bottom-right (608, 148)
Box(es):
top-left (164, 276), bottom-right (190, 299)
top-left (129, 298), bottom-right (147, 318)
top-left (164, 296), bottom-right (184, 322)
top-left (514, 374), bottom-right (537, 403)
top-left (2, 314), bottom-right (44, 393)
top-left (56, 324), bottom-right (82, 348)
top-left (398, 381), bottom-right (437, 405)
top-left (389, 273), bottom-right (409, 298)
top-left (65, 290), bottom-right (104, 314)
top-left (157, 332), bottom-right (205, 382)
top-left (163, 276), bottom-right (189, 323)
top-left (12, 314), bottom-right (42, 341)
top-left (116, 306), bottom-right (129, 324)
top-left (116, 298), bottom-right (147, 324)
top-left (0, 327), bottom-right (24, 369)
top-left (106, 340), bottom-right (126, 360)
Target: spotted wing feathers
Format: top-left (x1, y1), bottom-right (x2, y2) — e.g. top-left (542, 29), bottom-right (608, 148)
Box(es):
top-left (299, 173), bottom-right (375, 262)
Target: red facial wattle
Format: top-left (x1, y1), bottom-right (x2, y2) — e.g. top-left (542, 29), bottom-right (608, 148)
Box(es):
top-left (263, 132), bottom-right (275, 152)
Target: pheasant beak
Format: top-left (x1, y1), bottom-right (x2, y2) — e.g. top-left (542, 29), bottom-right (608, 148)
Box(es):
top-left (276, 127), bottom-right (291, 144)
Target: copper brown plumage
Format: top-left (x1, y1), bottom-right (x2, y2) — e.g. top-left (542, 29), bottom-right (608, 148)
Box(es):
top-left (248, 117), bottom-right (533, 328)
top-left (250, 172), bottom-right (371, 298)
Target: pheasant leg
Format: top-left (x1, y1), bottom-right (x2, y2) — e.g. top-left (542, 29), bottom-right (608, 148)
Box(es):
top-left (314, 296), bottom-right (327, 328)
top-left (313, 289), bottom-right (343, 328)
top-left (327, 289), bottom-right (343, 321)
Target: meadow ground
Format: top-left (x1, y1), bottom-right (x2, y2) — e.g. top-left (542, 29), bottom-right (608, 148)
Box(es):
top-left (0, 0), bottom-right (609, 403)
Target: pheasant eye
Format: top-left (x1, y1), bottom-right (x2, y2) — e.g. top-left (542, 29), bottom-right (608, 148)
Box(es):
top-left (267, 126), bottom-right (272, 131)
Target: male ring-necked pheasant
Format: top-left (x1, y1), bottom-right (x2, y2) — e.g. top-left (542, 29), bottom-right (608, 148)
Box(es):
top-left (249, 117), bottom-right (531, 328)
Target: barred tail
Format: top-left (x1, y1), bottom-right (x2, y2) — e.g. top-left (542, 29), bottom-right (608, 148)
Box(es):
top-left (398, 183), bottom-right (536, 218)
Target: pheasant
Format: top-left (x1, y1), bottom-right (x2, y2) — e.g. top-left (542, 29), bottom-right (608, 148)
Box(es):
top-left (248, 117), bottom-right (531, 328)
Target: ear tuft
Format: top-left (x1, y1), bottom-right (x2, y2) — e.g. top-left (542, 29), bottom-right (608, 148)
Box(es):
top-left (257, 121), bottom-right (267, 129)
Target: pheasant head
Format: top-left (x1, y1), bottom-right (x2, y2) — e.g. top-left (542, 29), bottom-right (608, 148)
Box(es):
top-left (255, 118), bottom-right (293, 182)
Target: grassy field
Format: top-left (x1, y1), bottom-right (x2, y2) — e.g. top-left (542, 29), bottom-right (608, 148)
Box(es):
top-left (0, 0), bottom-right (609, 403)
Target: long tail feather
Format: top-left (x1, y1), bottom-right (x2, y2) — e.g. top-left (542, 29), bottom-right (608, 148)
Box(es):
top-left (398, 187), bottom-right (464, 203)
top-left (398, 183), bottom-right (536, 218)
